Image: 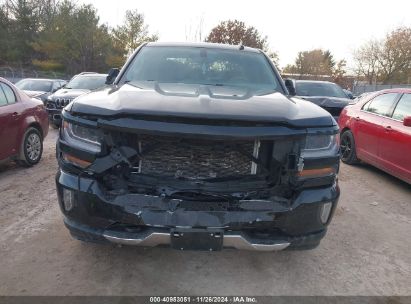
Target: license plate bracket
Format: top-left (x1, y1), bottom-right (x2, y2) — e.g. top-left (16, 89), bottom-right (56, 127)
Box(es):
top-left (170, 228), bottom-right (223, 251)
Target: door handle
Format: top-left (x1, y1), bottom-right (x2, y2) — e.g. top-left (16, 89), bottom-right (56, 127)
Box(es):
top-left (12, 112), bottom-right (18, 117)
top-left (354, 116), bottom-right (361, 121)
top-left (385, 126), bottom-right (393, 132)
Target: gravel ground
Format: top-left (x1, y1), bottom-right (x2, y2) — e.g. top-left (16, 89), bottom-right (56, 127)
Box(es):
top-left (0, 127), bottom-right (410, 296)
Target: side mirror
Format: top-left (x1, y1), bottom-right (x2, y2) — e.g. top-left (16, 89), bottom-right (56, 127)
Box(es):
top-left (284, 78), bottom-right (296, 96)
top-left (403, 116), bottom-right (411, 127)
top-left (105, 68), bottom-right (120, 85)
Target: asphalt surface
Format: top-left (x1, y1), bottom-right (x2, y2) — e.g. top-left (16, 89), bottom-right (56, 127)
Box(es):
top-left (0, 128), bottom-right (410, 296)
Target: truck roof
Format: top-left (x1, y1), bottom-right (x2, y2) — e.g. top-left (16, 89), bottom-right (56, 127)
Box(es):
top-left (145, 41), bottom-right (261, 53)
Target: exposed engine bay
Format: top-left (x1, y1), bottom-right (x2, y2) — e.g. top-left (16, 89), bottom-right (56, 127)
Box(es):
top-left (78, 130), bottom-right (304, 202)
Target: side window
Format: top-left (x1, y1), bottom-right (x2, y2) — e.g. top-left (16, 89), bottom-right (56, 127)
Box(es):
top-left (363, 93), bottom-right (398, 116)
top-left (52, 81), bottom-right (60, 91)
top-left (392, 94), bottom-right (411, 121)
top-left (0, 86), bottom-right (7, 106)
top-left (0, 83), bottom-right (17, 104)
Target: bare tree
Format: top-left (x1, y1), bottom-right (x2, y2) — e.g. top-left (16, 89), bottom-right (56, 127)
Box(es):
top-left (205, 19), bottom-right (278, 65)
top-left (283, 49), bottom-right (336, 77)
top-left (206, 19), bottom-right (268, 49)
top-left (111, 9), bottom-right (158, 57)
top-left (378, 27), bottom-right (411, 84)
top-left (353, 40), bottom-right (381, 84)
top-left (185, 15), bottom-right (205, 42)
top-left (353, 26), bottom-right (411, 84)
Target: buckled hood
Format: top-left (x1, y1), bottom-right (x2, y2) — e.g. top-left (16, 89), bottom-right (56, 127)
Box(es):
top-left (69, 82), bottom-right (336, 128)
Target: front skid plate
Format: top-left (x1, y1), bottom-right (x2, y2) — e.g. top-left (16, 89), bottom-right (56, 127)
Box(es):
top-left (102, 229), bottom-right (290, 251)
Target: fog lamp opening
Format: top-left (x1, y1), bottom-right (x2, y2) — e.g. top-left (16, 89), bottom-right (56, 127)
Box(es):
top-left (320, 202), bottom-right (333, 224)
top-left (62, 152), bottom-right (92, 168)
top-left (63, 188), bottom-right (75, 211)
top-left (297, 167), bottom-right (336, 178)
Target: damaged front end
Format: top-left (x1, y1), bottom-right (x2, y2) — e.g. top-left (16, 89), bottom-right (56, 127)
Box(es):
top-left (56, 111), bottom-right (340, 251)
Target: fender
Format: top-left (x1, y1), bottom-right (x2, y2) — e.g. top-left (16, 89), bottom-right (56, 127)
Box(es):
top-left (17, 112), bottom-right (47, 157)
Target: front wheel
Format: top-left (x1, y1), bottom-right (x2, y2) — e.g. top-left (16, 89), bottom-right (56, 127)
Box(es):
top-left (340, 130), bottom-right (359, 165)
top-left (18, 127), bottom-right (43, 166)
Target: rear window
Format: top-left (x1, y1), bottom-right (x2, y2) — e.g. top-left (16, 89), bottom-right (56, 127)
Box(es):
top-left (123, 46), bottom-right (281, 95)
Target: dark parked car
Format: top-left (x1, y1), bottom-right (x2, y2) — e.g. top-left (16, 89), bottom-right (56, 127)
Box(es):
top-left (343, 89), bottom-right (355, 99)
top-left (15, 78), bottom-right (66, 102)
top-left (339, 88), bottom-right (411, 184)
top-left (294, 80), bottom-right (351, 120)
top-left (0, 77), bottom-right (48, 166)
top-left (56, 42), bottom-right (340, 251)
top-left (46, 72), bottom-right (106, 128)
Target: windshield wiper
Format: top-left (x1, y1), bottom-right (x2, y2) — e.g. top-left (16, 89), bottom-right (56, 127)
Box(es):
top-left (203, 83), bottom-right (225, 86)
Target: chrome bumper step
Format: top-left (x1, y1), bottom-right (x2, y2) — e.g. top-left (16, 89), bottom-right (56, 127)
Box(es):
top-left (103, 230), bottom-right (290, 251)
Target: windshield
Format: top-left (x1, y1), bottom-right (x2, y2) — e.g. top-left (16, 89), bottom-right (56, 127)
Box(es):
top-left (123, 46), bottom-right (281, 95)
top-left (65, 75), bottom-right (106, 90)
top-left (15, 79), bottom-right (52, 92)
top-left (296, 82), bottom-right (347, 98)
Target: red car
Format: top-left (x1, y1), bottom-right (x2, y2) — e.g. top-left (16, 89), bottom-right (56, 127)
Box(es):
top-left (0, 77), bottom-right (49, 166)
top-left (338, 88), bottom-right (411, 184)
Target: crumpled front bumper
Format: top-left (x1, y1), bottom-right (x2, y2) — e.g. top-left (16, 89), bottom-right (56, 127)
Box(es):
top-left (56, 170), bottom-right (339, 251)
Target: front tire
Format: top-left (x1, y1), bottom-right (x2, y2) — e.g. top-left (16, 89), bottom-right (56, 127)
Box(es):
top-left (340, 130), bottom-right (359, 165)
top-left (18, 127), bottom-right (43, 166)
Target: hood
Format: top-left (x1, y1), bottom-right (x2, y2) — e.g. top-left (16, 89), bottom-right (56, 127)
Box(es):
top-left (51, 88), bottom-right (90, 99)
top-left (23, 90), bottom-right (47, 98)
top-left (69, 82), bottom-right (335, 128)
top-left (297, 96), bottom-right (350, 108)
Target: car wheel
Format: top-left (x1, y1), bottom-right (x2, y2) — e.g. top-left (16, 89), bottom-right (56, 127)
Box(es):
top-left (18, 127), bottom-right (43, 166)
top-left (340, 130), bottom-right (359, 165)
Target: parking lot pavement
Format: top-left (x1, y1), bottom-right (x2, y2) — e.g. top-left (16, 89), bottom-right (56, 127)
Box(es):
top-left (0, 127), bottom-right (410, 296)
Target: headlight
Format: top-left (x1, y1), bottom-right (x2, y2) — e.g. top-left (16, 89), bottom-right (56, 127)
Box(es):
top-left (33, 92), bottom-right (45, 98)
top-left (61, 120), bottom-right (102, 153)
top-left (302, 134), bottom-right (339, 158)
top-left (304, 134), bottom-right (337, 150)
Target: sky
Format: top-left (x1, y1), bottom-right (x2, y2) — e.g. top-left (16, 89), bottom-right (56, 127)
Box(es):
top-left (81, 0), bottom-right (411, 69)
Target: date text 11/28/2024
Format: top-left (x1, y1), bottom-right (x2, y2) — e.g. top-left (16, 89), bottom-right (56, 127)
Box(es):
top-left (149, 297), bottom-right (257, 303)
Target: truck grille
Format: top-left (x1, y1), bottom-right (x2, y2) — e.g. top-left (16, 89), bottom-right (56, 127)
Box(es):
top-left (134, 135), bottom-right (257, 179)
top-left (54, 98), bottom-right (73, 108)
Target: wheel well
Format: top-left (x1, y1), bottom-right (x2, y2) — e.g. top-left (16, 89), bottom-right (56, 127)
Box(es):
top-left (340, 127), bottom-right (350, 134)
top-left (27, 122), bottom-right (43, 139)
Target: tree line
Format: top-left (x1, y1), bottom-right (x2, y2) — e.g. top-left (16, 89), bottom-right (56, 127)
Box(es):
top-left (1, 1), bottom-right (410, 84)
top-left (353, 27), bottom-right (411, 84)
top-left (283, 27), bottom-right (411, 85)
top-left (0, 0), bottom-right (157, 74)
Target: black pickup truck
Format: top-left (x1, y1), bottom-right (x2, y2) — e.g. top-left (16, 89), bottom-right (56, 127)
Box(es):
top-left (56, 42), bottom-right (340, 251)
